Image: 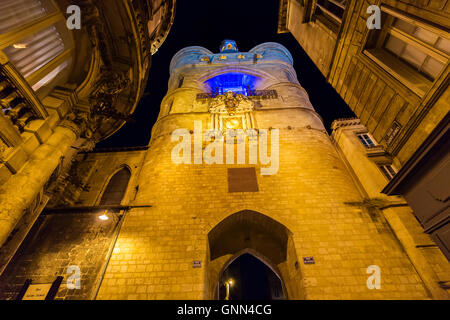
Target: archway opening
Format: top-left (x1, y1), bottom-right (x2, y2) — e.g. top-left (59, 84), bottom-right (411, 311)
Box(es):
top-left (207, 210), bottom-right (304, 300)
top-left (218, 253), bottom-right (285, 300)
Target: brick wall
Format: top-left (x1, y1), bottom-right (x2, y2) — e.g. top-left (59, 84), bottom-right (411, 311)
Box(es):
top-left (0, 213), bottom-right (118, 300)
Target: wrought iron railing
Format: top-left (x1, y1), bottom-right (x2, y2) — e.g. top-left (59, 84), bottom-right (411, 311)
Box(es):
top-left (196, 90), bottom-right (278, 101)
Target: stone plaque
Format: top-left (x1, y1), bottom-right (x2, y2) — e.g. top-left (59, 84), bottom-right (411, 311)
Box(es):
top-left (227, 167), bottom-right (259, 193)
top-left (22, 283), bottom-right (53, 300)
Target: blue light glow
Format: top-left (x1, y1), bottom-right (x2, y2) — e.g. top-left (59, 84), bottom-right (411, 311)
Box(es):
top-left (220, 40), bottom-right (238, 53)
top-left (204, 73), bottom-right (260, 96)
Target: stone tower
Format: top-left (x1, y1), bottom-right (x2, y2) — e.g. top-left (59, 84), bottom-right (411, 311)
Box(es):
top-left (95, 41), bottom-right (430, 300)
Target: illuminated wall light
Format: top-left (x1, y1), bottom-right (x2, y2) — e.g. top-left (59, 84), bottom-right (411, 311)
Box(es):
top-left (98, 214), bottom-right (109, 221)
top-left (98, 211), bottom-right (109, 221)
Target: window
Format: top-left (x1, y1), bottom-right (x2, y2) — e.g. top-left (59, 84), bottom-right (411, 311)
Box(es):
top-left (378, 164), bottom-right (397, 180)
top-left (314, 0), bottom-right (347, 32)
top-left (364, 6), bottom-right (449, 97)
top-left (99, 168), bottom-right (131, 205)
top-left (204, 72), bottom-right (261, 96)
top-left (3, 25), bottom-right (65, 78)
top-left (0, 0), bottom-right (56, 34)
top-left (31, 60), bottom-right (70, 91)
top-left (0, 2), bottom-right (73, 98)
top-left (384, 121), bottom-right (402, 145)
top-left (357, 133), bottom-right (376, 148)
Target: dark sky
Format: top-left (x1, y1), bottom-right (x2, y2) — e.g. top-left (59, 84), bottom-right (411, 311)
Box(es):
top-left (97, 0), bottom-right (355, 148)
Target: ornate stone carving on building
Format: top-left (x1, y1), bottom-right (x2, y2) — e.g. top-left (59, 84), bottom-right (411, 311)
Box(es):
top-left (78, 0), bottom-right (113, 68)
top-left (46, 156), bottom-right (91, 207)
top-left (0, 137), bottom-right (9, 160)
top-left (148, 0), bottom-right (176, 55)
top-left (60, 110), bottom-right (96, 139)
top-left (208, 92), bottom-right (256, 131)
top-left (0, 69), bottom-right (39, 132)
top-left (197, 89), bottom-right (278, 101)
top-left (90, 69), bottom-right (132, 122)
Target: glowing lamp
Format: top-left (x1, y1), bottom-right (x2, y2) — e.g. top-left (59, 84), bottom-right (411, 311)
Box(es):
top-left (98, 210), bottom-right (109, 221)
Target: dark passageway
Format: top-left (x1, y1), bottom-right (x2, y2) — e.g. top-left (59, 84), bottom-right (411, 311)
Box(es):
top-left (218, 254), bottom-right (285, 300)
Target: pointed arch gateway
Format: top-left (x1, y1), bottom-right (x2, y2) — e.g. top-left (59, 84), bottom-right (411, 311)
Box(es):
top-left (206, 210), bottom-right (305, 300)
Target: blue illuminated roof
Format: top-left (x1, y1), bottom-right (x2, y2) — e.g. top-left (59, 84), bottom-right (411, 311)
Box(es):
top-left (204, 72), bottom-right (260, 96)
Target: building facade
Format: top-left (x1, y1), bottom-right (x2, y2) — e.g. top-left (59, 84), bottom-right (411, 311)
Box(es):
top-left (0, 0), bottom-right (175, 299)
top-left (331, 118), bottom-right (449, 299)
top-left (2, 39), bottom-right (448, 299)
top-left (278, 0), bottom-right (449, 264)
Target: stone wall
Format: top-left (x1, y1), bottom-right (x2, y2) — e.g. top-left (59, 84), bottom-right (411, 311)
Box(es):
top-left (93, 43), bottom-right (431, 299)
top-left (0, 212), bottom-right (118, 300)
top-left (332, 120), bottom-right (450, 299)
top-left (281, 0), bottom-right (450, 171)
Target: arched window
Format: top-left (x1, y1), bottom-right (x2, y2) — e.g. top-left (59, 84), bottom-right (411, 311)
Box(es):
top-left (99, 167), bottom-right (131, 205)
top-left (204, 72), bottom-right (261, 96)
top-left (0, 0), bottom-right (73, 98)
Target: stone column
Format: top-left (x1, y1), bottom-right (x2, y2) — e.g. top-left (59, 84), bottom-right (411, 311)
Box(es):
top-left (0, 120), bottom-right (79, 248)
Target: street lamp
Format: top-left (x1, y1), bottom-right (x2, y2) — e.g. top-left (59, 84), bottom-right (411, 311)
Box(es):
top-left (98, 210), bottom-right (109, 221)
top-left (224, 279), bottom-right (233, 300)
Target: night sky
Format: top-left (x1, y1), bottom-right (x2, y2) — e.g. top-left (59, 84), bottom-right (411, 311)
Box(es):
top-left (97, 0), bottom-right (355, 148)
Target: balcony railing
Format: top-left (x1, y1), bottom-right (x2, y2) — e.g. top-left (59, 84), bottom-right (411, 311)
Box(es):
top-left (196, 90), bottom-right (278, 101)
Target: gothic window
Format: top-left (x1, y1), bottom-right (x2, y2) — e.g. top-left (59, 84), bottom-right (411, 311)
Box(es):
top-left (378, 164), bottom-right (397, 181)
top-left (357, 133), bottom-right (376, 148)
top-left (99, 167), bottom-right (131, 205)
top-left (0, 1), bottom-right (73, 98)
top-left (364, 6), bottom-right (449, 97)
top-left (314, 0), bottom-right (347, 33)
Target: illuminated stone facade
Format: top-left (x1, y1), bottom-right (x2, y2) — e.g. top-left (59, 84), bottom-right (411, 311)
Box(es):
top-left (279, 0), bottom-right (450, 299)
top-left (36, 42), bottom-right (442, 300)
top-left (0, 0), bottom-right (176, 299)
top-left (1, 0), bottom-right (448, 300)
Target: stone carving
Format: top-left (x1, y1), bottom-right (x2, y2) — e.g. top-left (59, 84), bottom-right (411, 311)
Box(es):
top-left (209, 92), bottom-right (255, 116)
top-left (0, 138), bottom-right (7, 155)
top-left (60, 110), bottom-right (95, 139)
top-left (90, 69), bottom-right (132, 121)
top-left (197, 89), bottom-right (277, 101)
top-left (78, 0), bottom-right (113, 67)
top-left (46, 156), bottom-right (91, 207)
top-left (208, 92), bottom-right (256, 131)
top-left (0, 69), bottom-right (39, 132)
